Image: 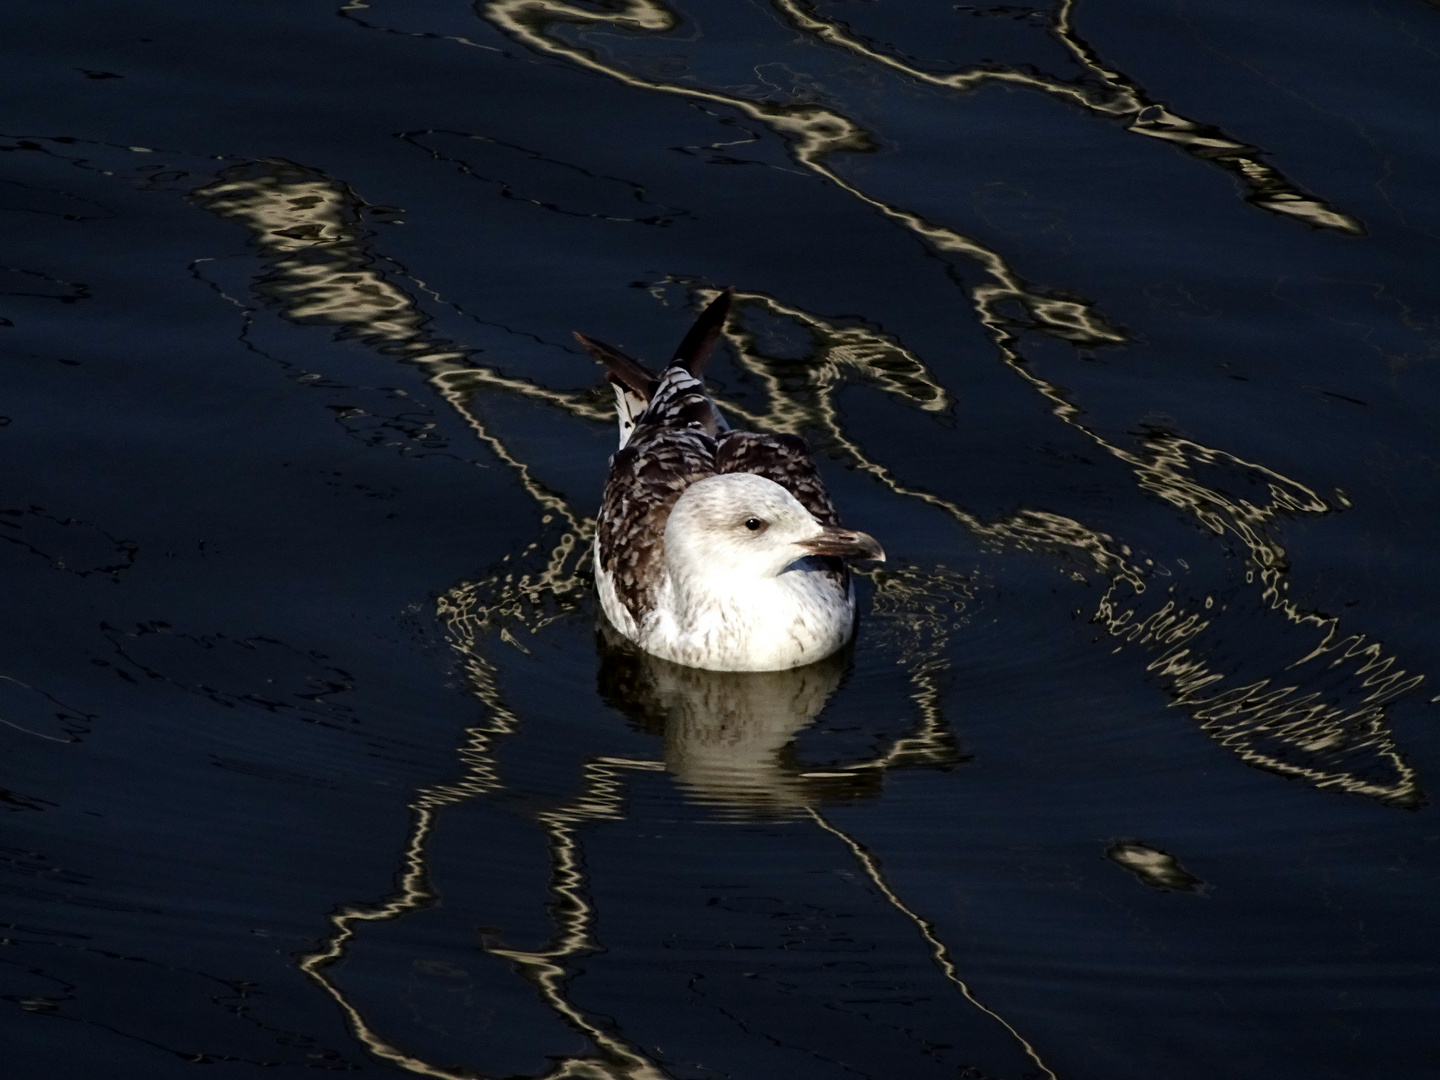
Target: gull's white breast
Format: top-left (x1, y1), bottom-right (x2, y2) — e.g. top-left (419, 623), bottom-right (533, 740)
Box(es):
top-left (596, 542), bottom-right (855, 672)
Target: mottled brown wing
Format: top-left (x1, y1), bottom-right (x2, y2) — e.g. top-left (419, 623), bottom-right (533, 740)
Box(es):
top-left (597, 368), bottom-right (721, 620)
top-left (715, 431), bottom-right (840, 526)
top-left (638, 365), bottom-right (725, 439)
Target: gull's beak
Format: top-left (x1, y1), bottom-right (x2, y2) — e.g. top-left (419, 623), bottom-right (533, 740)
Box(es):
top-left (796, 525), bottom-right (886, 563)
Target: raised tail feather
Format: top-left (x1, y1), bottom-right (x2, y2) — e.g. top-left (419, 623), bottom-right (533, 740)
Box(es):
top-left (575, 288), bottom-right (735, 449)
top-left (573, 333), bottom-right (655, 448)
top-left (668, 287), bottom-right (733, 375)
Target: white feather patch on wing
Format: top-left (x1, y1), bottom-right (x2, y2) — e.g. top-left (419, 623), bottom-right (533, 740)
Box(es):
top-left (612, 381), bottom-right (650, 449)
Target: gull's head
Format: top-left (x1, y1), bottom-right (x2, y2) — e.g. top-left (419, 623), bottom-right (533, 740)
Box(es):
top-left (665, 473), bottom-right (884, 581)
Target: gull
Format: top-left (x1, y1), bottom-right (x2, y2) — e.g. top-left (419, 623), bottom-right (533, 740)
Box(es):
top-left (576, 289), bottom-right (884, 672)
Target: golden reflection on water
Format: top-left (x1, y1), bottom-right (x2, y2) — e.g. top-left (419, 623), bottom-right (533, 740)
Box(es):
top-left (483, 0), bottom-right (1124, 349)
top-left (472, 0), bottom-right (1421, 806)
top-left (771, 0), bottom-right (1361, 234)
top-left (807, 810), bottom-right (1058, 1080)
top-left (192, 159), bottom-right (1044, 1076)
top-left (190, 19), bottom-right (1421, 1059)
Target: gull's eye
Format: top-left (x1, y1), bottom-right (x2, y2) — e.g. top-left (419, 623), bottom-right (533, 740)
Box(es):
top-left (744, 517), bottom-right (766, 533)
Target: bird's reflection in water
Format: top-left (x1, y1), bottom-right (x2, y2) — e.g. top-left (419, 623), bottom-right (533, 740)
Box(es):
top-left (596, 626), bottom-right (880, 815)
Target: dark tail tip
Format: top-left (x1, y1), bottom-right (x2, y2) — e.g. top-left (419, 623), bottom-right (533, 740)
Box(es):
top-left (574, 332), bottom-right (658, 399)
top-left (670, 287), bottom-right (735, 377)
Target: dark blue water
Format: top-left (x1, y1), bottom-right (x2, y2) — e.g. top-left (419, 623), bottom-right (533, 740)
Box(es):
top-left (5, 1), bottom-right (1440, 1077)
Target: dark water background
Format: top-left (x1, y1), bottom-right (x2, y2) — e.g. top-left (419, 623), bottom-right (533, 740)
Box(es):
top-left (5, 1), bottom-right (1440, 1077)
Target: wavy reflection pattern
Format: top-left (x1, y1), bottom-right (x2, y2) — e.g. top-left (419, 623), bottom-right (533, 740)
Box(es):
top-left (189, 0), bottom-right (1425, 1067)
top-left (772, 0), bottom-right (1362, 234)
top-left (478, 0), bottom-right (1421, 802)
top-left (192, 160), bottom-right (1041, 1077)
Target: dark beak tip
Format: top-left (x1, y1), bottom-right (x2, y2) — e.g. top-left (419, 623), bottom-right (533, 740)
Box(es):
top-left (798, 529), bottom-right (885, 563)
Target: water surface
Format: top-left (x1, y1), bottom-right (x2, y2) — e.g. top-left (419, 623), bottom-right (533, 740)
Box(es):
top-left (4, 1), bottom-right (1440, 1077)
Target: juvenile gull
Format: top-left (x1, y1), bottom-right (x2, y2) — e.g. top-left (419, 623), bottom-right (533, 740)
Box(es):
top-left (576, 289), bottom-right (884, 672)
